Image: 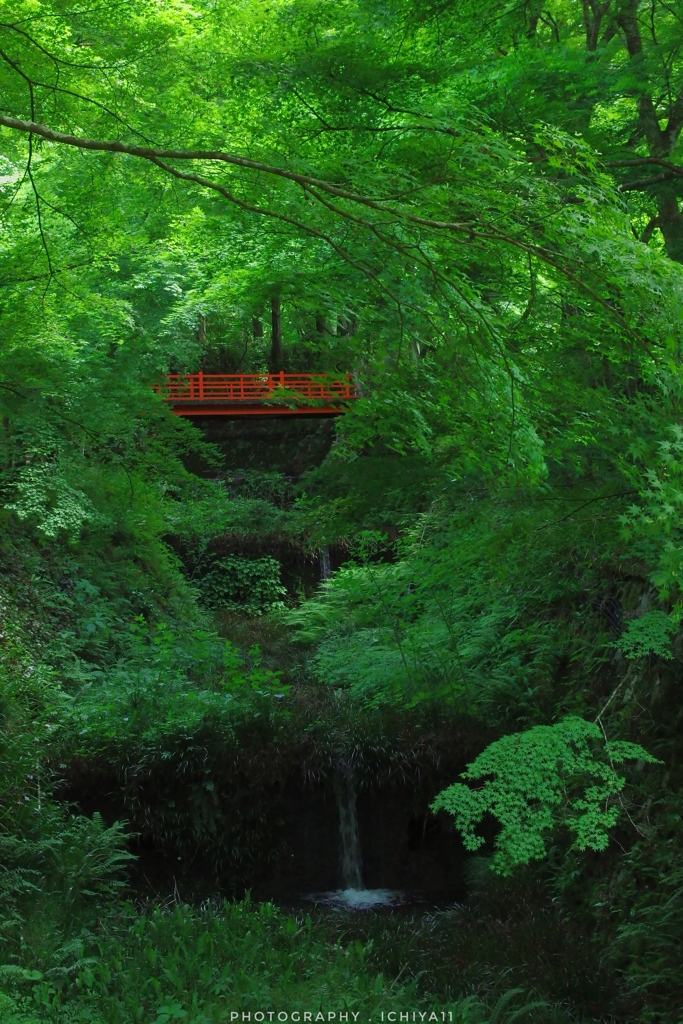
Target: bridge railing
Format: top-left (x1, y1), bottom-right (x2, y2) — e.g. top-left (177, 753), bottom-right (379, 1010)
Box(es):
top-left (153, 372), bottom-right (357, 403)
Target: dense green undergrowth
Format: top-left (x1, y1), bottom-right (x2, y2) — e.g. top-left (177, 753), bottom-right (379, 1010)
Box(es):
top-left (2, 455), bottom-right (680, 1022)
top-left (0, 895), bottom-right (586, 1024)
top-left (0, 373), bottom-right (680, 1019)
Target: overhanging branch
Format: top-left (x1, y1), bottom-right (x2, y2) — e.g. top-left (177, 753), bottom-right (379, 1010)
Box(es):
top-left (0, 112), bottom-right (650, 344)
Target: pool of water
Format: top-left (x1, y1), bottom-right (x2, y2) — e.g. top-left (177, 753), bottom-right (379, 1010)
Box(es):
top-left (304, 888), bottom-right (407, 910)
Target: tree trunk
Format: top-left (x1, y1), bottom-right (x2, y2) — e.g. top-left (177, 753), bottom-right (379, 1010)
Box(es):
top-left (615, 0), bottom-right (683, 261)
top-left (198, 314), bottom-right (207, 370)
top-left (657, 192), bottom-right (683, 263)
top-left (270, 296), bottom-right (283, 371)
top-left (252, 317), bottom-right (263, 338)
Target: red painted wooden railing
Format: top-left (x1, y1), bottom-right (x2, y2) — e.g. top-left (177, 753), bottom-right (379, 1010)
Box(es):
top-left (153, 372), bottom-right (357, 415)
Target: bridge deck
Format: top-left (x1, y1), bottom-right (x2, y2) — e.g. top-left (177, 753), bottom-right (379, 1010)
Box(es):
top-left (154, 372), bottom-right (357, 416)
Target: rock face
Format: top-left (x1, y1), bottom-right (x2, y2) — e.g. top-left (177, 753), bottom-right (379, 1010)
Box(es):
top-left (185, 415), bottom-right (337, 476)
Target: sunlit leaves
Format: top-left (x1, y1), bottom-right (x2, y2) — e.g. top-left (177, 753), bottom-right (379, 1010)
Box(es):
top-left (432, 717), bottom-right (660, 875)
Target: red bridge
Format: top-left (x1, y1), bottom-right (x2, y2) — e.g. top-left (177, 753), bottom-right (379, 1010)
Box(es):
top-left (154, 372), bottom-right (357, 416)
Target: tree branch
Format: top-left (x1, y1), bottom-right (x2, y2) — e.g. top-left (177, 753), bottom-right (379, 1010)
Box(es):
top-left (619, 171), bottom-right (683, 190)
top-left (0, 113), bottom-right (470, 224)
top-left (0, 113), bottom-right (650, 344)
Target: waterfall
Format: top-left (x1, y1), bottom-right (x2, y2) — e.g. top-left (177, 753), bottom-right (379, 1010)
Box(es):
top-left (319, 546), bottom-right (332, 581)
top-left (333, 768), bottom-right (363, 890)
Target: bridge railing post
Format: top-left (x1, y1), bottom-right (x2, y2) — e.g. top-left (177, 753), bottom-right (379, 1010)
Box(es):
top-left (198, 371), bottom-right (204, 400)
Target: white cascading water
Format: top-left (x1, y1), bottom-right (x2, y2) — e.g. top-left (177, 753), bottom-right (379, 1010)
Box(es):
top-left (319, 547), bottom-right (332, 581)
top-left (333, 768), bottom-right (363, 890)
top-left (305, 774), bottom-right (404, 908)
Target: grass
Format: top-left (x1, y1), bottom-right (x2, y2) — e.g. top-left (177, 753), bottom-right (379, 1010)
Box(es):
top-left (1, 898), bottom-right (410, 1024)
top-left (0, 897), bottom-right (578, 1024)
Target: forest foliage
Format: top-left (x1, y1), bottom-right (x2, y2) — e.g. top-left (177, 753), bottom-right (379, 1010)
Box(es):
top-left (1, 0), bottom-right (683, 1021)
